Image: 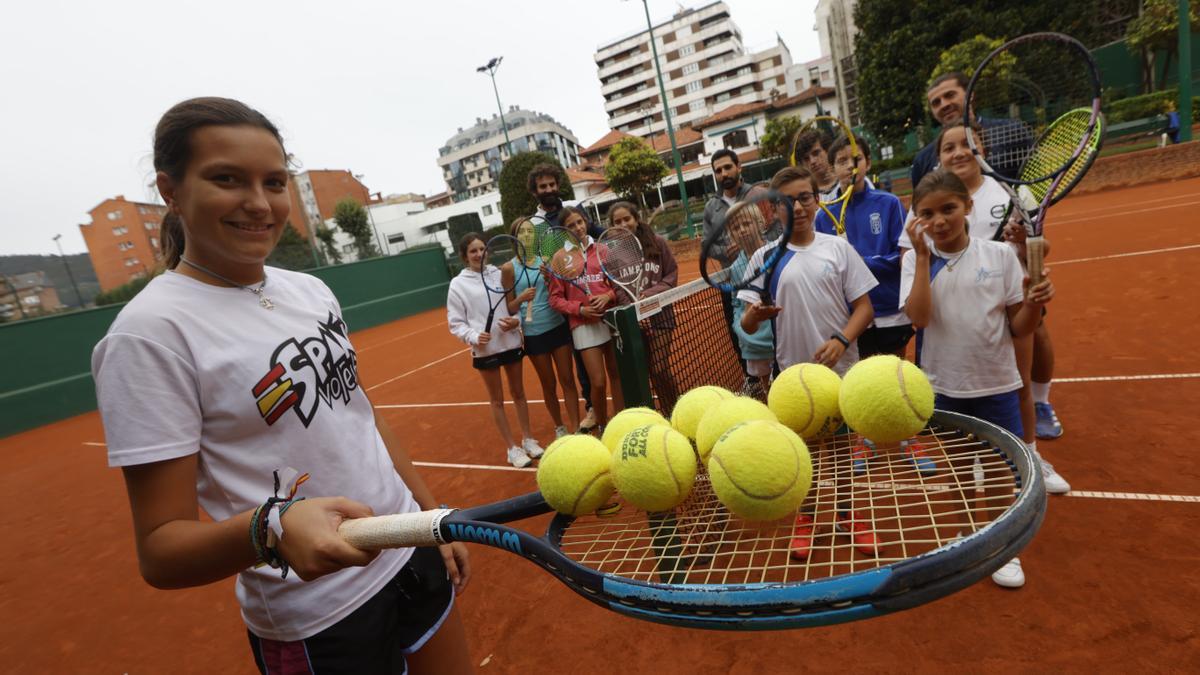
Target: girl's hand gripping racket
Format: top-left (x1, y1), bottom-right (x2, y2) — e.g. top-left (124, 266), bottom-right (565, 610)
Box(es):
top-left (480, 234), bottom-right (526, 333)
top-left (699, 188), bottom-right (795, 305)
top-left (596, 226), bottom-right (646, 304)
top-left (965, 31), bottom-right (1103, 284)
top-left (338, 411), bottom-right (1046, 630)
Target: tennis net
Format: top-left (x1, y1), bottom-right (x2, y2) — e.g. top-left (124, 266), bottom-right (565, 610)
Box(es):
top-left (609, 269), bottom-right (747, 415)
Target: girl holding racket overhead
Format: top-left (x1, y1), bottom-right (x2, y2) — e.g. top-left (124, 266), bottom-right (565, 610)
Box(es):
top-left (901, 169), bottom-right (1056, 589)
top-left (447, 233), bottom-right (544, 468)
top-left (507, 216), bottom-right (580, 438)
top-left (91, 98), bottom-right (472, 674)
top-left (546, 206), bottom-right (624, 434)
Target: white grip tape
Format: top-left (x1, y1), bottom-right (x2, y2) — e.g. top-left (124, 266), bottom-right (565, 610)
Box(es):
top-left (338, 509), bottom-right (454, 550)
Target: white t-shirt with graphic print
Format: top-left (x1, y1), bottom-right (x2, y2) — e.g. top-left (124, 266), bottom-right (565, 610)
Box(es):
top-left (92, 267), bottom-right (416, 642)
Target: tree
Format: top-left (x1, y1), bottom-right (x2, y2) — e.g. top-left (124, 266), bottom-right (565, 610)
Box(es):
top-left (266, 224), bottom-right (316, 271)
top-left (447, 212), bottom-right (485, 252)
top-left (496, 151), bottom-right (575, 227)
top-left (853, 0), bottom-right (1115, 144)
top-left (1127, 0), bottom-right (1200, 92)
top-left (333, 198), bottom-right (379, 260)
top-left (605, 137), bottom-right (668, 207)
top-left (314, 223), bottom-right (342, 265)
top-left (759, 116), bottom-right (804, 161)
top-left (929, 35), bottom-right (1006, 86)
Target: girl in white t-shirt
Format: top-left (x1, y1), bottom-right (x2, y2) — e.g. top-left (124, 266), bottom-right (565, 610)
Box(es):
top-left (934, 126), bottom-right (1071, 495)
top-left (900, 168), bottom-right (1055, 591)
top-left (91, 98), bottom-right (472, 674)
top-left (447, 232), bottom-right (544, 468)
top-left (739, 166), bottom-right (881, 561)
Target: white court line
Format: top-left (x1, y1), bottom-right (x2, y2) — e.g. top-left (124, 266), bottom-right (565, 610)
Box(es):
top-left (72, 444), bottom-right (1200, 502)
top-left (357, 321), bottom-right (446, 353)
top-left (1053, 191), bottom-right (1200, 221)
top-left (365, 348), bottom-right (470, 392)
top-left (1049, 199), bottom-right (1200, 227)
top-left (1052, 244), bottom-right (1200, 266)
top-left (1052, 373), bottom-right (1200, 383)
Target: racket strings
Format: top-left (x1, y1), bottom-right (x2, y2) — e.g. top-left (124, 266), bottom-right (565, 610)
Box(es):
top-left (597, 230), bottom-right (645, 289)
top-left (481, 236), bottom-right (523, 293)
top-left (557, 426), bottom-right (1021, 585)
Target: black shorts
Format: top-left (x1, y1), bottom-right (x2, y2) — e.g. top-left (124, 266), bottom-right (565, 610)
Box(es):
top-left (524, 320), bottom-right (572, 356)
top-left (248, 547), bottom-right (454, 675)
top-left (858, 324), bottom-right (915, 358)
top-left (472, 346), bottom-right (524, 370)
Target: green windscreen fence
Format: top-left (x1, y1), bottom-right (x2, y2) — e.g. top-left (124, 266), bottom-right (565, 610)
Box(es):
top-left (610, 270), bottom-right (745, 415)
top-left (0, 246), bottom-right (451, 439)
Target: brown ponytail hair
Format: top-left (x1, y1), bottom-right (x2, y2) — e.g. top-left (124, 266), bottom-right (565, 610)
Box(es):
top-left (152, 97), bottom-right (287, 269)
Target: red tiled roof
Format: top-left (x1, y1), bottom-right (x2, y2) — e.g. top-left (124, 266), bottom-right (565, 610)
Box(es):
top-left (769, 86), bottom-right (837, 111)
top-left (580, 129), bottom-right (635, 156)
top-left (566, 167), bottom-right (607, 184)
top-left (693, 101), bottom-right (772, 130)
top-left (648, 127), bottom-right (703, 153)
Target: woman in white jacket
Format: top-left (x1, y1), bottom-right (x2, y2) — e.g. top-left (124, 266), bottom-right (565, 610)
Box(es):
top-left (447, 232), bottom-right (544, 467)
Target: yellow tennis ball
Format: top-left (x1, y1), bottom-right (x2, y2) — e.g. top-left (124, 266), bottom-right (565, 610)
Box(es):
top-left (611, 424), bottom-right (698, 512)
top-left (536, 435), bottom-right (614, 516)
top-left (670, 385), bottom-right (735, 440)
top-left (768, 363), bottom-right (843, 439)
top-left (601, 406), bottom-right (670, 453)
top-left (707, 420), bottom-right (812, 521)
top-left (839, 355), bottom-right (935, 444)
top-left (694, 396), bottom-right (778, 462)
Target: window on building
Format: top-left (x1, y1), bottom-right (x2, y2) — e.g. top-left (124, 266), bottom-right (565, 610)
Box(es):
top-left (482, 205), bottom-right (493, 216)
top-left (881, 145), bottom-right (895, 160)
top-left (685, 81), bottom-right (702, 94)
top-left (107, 210), bottom-right (122, 221)
top-left (144, 221), bottom-right (157, 230)
top-left (150, 237), bottom-right (159, 248)
top-left (117, 241), bottom-right (134, 251)
top-left (690, 100), bottom-right (706, 113)
top-left (111, 226), bottom-right (128, 235)
top-left (387, 233), bottom-right (406, 244)
top-left (679, 43), bottom-right (695, 56)
top-left (722, 129), bottom-right (749, 149)
top-left (682, 62), bottom-right (699, 75)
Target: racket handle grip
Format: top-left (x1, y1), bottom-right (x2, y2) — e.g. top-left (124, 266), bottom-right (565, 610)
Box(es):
top-left (1026, 236), bottom-right (1046, 286)
top-left (339, 509), bottom-right (454, 550)
top-left (525, 297), bottom-right (534, 322)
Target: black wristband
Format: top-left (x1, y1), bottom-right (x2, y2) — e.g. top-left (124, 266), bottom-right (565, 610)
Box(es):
top-left (830, 331), bottom-right (850, 348)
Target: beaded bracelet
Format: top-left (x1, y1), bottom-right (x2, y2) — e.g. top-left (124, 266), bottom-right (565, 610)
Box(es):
top-left (249, 469), bottom-right (310, 579)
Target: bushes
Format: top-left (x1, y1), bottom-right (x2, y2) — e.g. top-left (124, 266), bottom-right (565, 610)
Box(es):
top-left (94, 273), bottom-right (157, 306)
top-left (1106, 89), bottom-right (1200, 124)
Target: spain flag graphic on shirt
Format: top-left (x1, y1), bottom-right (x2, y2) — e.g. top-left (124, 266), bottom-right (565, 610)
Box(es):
top-left (252, 312), bottom-right (360, 427)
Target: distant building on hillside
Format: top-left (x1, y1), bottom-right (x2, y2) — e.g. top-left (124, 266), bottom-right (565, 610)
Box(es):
top-left (0, 271), bottom-right (61, 320)
top-left (288, 169), bottom-right (371, 238)
top-left (78, 196), bottom-right (168, 291)
top-left (437, 107), bottom-right (581, 203)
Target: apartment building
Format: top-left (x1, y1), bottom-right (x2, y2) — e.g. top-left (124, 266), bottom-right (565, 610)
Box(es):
top-left (78, 196), bottom-right (168, 291)
top-left (288, 169), bottom-right (371, 238)
top-left (815, 0), bottom-right (860, 125)
top-left (437, 107), bottom-right (581, 203)
top-left (0, 272), bottom-right (61, 320)
top-left (594, 1), bottom-right (792, 139)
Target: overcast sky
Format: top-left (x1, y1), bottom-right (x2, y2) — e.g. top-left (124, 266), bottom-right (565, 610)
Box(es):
top-left (0, 0), bottom-right (820, 255)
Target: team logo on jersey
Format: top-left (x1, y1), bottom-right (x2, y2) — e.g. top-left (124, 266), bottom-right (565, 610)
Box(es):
top-left (990, 204), bottom-right (1007, 219)
top-left (252, 312), bottom-right (360, 427)
top-left (975, 267), bottom-right (1004, 283)
top-left (869, 212), bottom-right (882, 235)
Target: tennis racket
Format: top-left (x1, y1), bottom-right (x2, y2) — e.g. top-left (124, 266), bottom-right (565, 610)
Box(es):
top-left (788, 115), bottom-right (858, 236)
top-left (539, 225), bottom-right (593, 297)
top-left (699, 187), bottom-right (796, 305)
top-left (596, 226), bottom-right (646, 304)
top-left (480, 234), bottom-right (525, 333)
top-left (340, 410), bottom-right (1046, 629)
top-left (515, 215), bottom-right (550, 322)
top-left (965, 32), bottom-right (1103, 284)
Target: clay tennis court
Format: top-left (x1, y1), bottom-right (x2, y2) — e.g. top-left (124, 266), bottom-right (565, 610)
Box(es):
top-left (2, 176), bottom-right (1198, 672)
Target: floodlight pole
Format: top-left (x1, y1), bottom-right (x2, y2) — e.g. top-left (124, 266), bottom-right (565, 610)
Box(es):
top-left (477, 57), bottom-right (514, 156)
top-left (634, 0), bottom-right (694, 236)
top-left (52, 234), bottom-right (82, 307)
top-left (1180, 0), bottom-right (1193, 142)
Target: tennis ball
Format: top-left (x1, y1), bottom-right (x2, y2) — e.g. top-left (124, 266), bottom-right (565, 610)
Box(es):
top-left (536, 435), bottom-right (615, 516)
top-left (839, 355), bottom-right (935, 444)
top-left (694, 396), bottom-right (778, 462)
top-left (708, 420), bottom-right (812, 521)
top-left (670, 385), bottom-right (735, 440)
top-left (612, 425), bottom-right (698, 512)
top-left (601, 406), bottom-right (670, 453)
top-left (768, 363), bottom-right (843, 439)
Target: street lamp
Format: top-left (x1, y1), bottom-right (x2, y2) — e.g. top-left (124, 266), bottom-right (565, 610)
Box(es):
top-left (627, 0), bottom-right (694, 235)
top-left (476, 57), bottom-right (514, 157)
top-left (52, 234), bottom-right (82, 308)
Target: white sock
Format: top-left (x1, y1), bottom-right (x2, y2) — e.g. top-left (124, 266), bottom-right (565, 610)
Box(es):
top-left (1027, 440), bottom-right (1040, 458)
top-left (1031, 381), bottom-right (1051, 404)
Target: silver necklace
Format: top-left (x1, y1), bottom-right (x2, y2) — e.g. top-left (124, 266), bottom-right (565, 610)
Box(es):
top-left (941, 238), bottom-right (971, 272)
top-left (179, 258), bottom-right (274, 310)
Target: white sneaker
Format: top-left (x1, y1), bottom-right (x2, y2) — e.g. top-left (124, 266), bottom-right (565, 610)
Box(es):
top-left (1037, 453), bottom-right (1071, 494)
top-left (506, 446), bottom-right (532, 468)
top-left (580, 407), bottom-right (597, 431)
top-left (555, 426), bottom-right (568, 439)
top-left (992, 557), bottom-right (1025, 588)
top-left (522, 437), bottom-right (545, 459)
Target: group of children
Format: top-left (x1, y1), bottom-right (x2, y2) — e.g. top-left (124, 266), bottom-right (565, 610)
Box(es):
top-left (446, 171), bottom-right (678, 468)
top-left (725, 124), bottom-right (1070, 589)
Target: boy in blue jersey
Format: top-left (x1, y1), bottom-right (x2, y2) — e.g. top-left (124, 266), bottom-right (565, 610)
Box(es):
top-left (815, 134), bottom-right (933, 475)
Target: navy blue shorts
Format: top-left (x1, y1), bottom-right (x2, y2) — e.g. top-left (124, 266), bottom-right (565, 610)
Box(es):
top-left (934, 390), bottom-right (1024, 438)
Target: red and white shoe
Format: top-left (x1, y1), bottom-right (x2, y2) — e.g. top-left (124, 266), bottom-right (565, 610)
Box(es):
top-left (835, 510), bottom-right (881, 556)
top-left (789, 514), bottom-right (815, 560)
